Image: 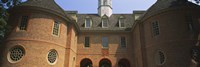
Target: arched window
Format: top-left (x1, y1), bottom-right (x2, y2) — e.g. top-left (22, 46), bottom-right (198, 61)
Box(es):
top-left (80, 58), bottom-right (93, 67)
top-left (118, 59), bottom-right (130, 67)
top-left (99, 58), bottom-right (111, 67)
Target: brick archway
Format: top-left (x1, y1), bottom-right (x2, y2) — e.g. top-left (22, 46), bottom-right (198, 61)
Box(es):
top-left (99, 58), bottom-right (112, 67)
top-left (80, 58), bottom-right (92, 67)
top-left (118, 59), bottom-right (130, 67)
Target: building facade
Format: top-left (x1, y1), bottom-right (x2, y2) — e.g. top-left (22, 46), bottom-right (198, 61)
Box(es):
top-left (0, 0), bottom-right (200, 67)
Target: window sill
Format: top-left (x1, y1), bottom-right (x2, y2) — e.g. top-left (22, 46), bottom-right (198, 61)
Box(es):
top-left (102, 47), bottom-right (109, 50)
top-left (85, 27), bottom-right (91, 28)
top-left (84, 47), bottom-right (90, 48)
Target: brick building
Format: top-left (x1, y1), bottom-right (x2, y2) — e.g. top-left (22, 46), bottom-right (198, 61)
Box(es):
top-left (0, 0), bottom-right (200, 67)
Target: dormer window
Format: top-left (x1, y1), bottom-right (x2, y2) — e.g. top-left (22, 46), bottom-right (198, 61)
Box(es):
top-left (119, 16), bottom-right (125, 28)
top-left (85, 18), bottom-right (92, 28)
top-left (102, 16), bottom-right (108, 28)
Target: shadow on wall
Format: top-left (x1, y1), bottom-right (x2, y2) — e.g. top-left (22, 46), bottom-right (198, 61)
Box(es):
top-left (0, 41), bottom-right (6, 67)
top-left (77, 32), bottom-right (133, 67)
top-left (114, 34), bottom-right (132, 67)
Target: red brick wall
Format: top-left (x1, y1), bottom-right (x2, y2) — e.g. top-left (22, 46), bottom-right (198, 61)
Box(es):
top-left (132, 23), bottom-right (144, 67)
top-left (140, 7), bottom-right (200, 67)
top-left (76, 32), bottom-right (134, 67)
top-left (1, 11), bottom-right (68, 67)
top-left (66, 25), bottom-right (78, 67)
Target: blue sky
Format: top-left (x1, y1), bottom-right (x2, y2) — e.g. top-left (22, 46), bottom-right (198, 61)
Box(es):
top-left (55, 0), bottom-right (157, 14)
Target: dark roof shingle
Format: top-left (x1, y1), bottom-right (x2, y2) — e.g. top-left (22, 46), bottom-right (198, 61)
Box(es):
top-left (77, 14), bottom-right (134, 32)
top-left (143, 0), bottom-right (200, 19)
top-left (18, 0), bottom-right (66, 16)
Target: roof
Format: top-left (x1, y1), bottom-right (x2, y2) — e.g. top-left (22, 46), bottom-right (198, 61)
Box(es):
top-left (133, 11), bottom-right (146, 14)
top-left (143, 0), bottom-right (200, 19)
top-left (17, 0), bottom-right (66, 17)
top-left (77, 14), bottom-right (134, 32)
top-left (14, 0), bottom-right (80, 32)
top-left (65, 11), bottom-right (78, 14)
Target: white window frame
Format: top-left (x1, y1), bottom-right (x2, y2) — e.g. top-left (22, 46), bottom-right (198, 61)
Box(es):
top-left (47, 49), bottom-right (58, 65)
top-left (7, 45), bottom-right (25, 63)
top-left (85, 18), bottom-right (92, 28)
top-left (119, 18), bottom-right (125, 28)
top-left (52, 21), bottom-right (60, 37)
top-left (102, 18), bottom-right (108, 28)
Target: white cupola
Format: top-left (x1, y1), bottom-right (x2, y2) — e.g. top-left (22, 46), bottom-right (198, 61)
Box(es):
top-left (98, 0), bottom-right (112, 17)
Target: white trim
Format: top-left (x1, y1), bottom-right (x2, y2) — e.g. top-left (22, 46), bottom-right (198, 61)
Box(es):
top-left (47, 49), bottom-right (58, 65)
top-left (102, 18), bottom-right (108, 28)
top-left (119, 18), bottom-right (125, 28)
top-left (52, 21), bottom-right (61, 37)
top-left (7, 45), bottom-right (25, 63)
top-left (85, 18), bottom-right (92, 28)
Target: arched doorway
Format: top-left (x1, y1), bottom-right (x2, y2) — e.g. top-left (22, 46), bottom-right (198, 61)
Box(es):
top-left (99, 58), bottom-right (111, 67)
top-left (80, 58), bottom-right (93, 67)
top-left (118, 59), bottom-right (130, 67)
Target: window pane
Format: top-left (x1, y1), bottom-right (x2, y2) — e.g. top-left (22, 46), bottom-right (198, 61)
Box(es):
top-left (53, 21), bottom-right (60, 36)
top-left (19, 16), bottom-right (29, 30)
top-left (102, 18), bottom-right (108, 27)
top-left (119, 18), bottom-right (125, 27)
top-left (121, 37), bottom-right (126, 47)
top-left (102, 37), bottom-right (108, 48)
top-left (85, 18), bottom-right (91, 28)
top-left (152, 21), bottom-right (160, 36)
top-left (85, 37), bottom-right (90, 47)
